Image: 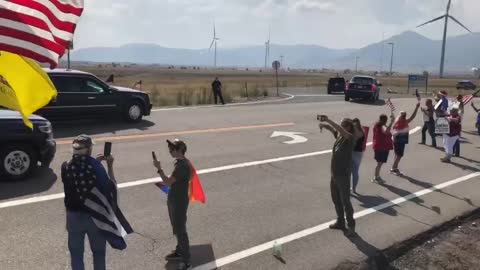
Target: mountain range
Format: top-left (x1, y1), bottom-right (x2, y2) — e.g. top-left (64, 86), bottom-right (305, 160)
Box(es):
top-left (71, 31), bottom-right (480, 74)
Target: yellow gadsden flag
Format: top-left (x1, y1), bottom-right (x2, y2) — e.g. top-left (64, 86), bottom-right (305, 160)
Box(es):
top-left (0, 51), bottom-right (57, 129)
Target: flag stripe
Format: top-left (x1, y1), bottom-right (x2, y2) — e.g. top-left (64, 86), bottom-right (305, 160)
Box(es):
top-left (33, 0), bottom-right (84, 16)
top-left (0, 25), bottom-right (64, 54)
top-left (463, 95), bottom-right (473, 105)
top-left (0, 9), bottom-right (70, 46)
top-left (0, 42), bottom-right (58, 67)
top-left (0, 0), bottom-right (83, 68)
top-left (91, 188), bottom-right (128, 237)
top-left (3, 0), bottom-right (81, 25)
top-left (0, 4), bottom-right (76, 42)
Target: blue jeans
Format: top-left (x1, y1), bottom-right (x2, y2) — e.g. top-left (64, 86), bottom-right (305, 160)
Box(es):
top-left (351, 152), bottom-right (363, 191)
top-left (66, 211), bottom-right (107, 270)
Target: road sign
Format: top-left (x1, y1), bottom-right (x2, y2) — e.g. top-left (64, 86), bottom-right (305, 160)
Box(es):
top-left (270, 131), bottom-right (308, 144)
top-left (272, 60), bottom-right (281, 96)
top-left (408, 74), bottom-right (428, 94)
top-left (272, 61), bottom-right (281, 70)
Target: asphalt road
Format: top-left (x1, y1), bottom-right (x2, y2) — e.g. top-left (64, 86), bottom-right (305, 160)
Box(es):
top-left (1, 88), bottom-right (479, 270)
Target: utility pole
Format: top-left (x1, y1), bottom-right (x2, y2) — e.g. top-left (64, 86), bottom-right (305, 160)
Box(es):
top-left (355, 56), bottom-right (360, 73)
top-left (380, 32), bottom-right (385, 73)
top-left (388, 42), bottom-right (394, 75)
top-left (280, 55), bottom-right (284, 69)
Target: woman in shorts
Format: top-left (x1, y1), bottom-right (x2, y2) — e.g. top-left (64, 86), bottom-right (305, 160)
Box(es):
top-left (390, 102), bottom-right (420, 176)
top-left (372, 114), bottom-right (394, 183)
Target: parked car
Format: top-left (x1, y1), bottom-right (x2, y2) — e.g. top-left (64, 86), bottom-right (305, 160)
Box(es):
top-left (0, 109), bottom-right (56, 180)
top-left (456, 80), bottom-right (476, 90)
top-left (344, 75), bottom-right (381, 102)
top-left (36, 69), bottom-right (152, 122)
top-left (327, 77), bottom-right (346, 94)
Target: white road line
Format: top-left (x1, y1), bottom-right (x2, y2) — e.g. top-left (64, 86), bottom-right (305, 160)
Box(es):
top-left (0, 126), bottom-right (421, 210)
top-left (151, 94), bottom-right (294, 111)
top-left (193, 172), bottom-right (480, 270)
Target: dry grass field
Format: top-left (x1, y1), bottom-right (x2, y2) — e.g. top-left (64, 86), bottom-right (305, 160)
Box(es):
top-left (72, 64), bottom-right (480, 107)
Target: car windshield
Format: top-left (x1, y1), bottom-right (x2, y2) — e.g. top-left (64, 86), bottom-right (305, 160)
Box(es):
top-left (329, 78), bottom-right (345, 84)
top-left (352, 77), bottom-right (374, 84)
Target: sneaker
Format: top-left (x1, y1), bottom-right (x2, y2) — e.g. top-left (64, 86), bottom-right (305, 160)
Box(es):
top-left (440, 157), bottom-right (451, 163)
top-left (177, 262), bottom-right (192, 270)
top-left (390, 169), bottom-right (403, 176)
top-left (165, 251), bottom-right (183, 261)
top-left (371, 177), bottom-right (385, 184)
top-left (419, 142), bottom-right (426, 145)
top-left (329, 222), bottom-right (346, 230)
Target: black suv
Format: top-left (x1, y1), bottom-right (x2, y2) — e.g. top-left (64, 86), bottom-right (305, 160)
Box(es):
top-left (0, 109), bottom-right (56, 180)
top-left (456, 80), bottom-right (476, 90)
top-left (327, 77), bottom-right (346, 94)
top-left (36, 69), bottom-right (152, 122)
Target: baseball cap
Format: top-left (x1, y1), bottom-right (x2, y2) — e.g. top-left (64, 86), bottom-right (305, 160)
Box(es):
top-left (167, 139), bottom-right (187, 153)
top-left (439, 90), bottom-right (448, 96)
top-left (72, 134), bottom-right (94, 150)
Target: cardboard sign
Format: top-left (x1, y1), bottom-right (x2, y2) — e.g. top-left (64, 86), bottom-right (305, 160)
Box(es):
top-left (435, 117), bottom-right (450, 134)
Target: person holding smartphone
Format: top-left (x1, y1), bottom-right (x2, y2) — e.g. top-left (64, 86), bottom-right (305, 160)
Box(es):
top-left (318, 116), bottom-right (359, 237)
top-left (61, 135), bottom-right (132, 270)
top-left (153, 139), bottom-right (192, 270)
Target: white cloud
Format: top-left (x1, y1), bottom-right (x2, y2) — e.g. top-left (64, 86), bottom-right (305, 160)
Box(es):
top-left (73, 0), bottom-right (480, 50)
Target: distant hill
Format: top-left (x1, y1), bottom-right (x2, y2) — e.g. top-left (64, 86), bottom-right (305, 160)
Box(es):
top-left (71, 31), bottom-right (480, 74)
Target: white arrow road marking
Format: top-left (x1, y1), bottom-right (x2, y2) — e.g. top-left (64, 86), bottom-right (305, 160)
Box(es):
top-left (270, 131), bottom-right (308, 144)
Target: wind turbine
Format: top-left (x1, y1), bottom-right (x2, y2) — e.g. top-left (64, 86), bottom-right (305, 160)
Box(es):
top-left (264, 27), bottom-right (271, 70)
top-left (417, 0), bottom-right (472, 78)
top-left (209, 22), bottom-right (220, 68)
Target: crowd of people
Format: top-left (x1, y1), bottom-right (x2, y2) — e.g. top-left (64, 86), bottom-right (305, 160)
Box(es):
top-left (58, 89), bottom-right (480, 270)
top-left (318, 90), bottom-right (480, 237)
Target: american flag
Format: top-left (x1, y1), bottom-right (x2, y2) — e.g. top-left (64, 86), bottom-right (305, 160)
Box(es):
top-left (386, 98), bottom-right (396, 113)
top-left (462, 89), bottom-right (480, 106)
top-left (462, 95), bottom-right (474, 106)
top-left (0, 0), bottom-right (84, 68)
top-left (63, 155), bottom-right (133, 250)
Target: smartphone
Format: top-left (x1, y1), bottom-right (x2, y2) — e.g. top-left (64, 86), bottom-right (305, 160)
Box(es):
top-left (152, 151), bottom-right (157, 161)
top-left (104, 142), bottom-right (112, 157)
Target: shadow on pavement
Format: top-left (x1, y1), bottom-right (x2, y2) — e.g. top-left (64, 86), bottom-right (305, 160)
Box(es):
top-left (343, 233), bottom-right (399, 270)
top-left (379, 181), bottom-right (440, 215)
top-left (350, 99), bottom-right (387, 106)
top-left (399, 174), bottom-right (476, 207)
top-left (52, 119), bottom-right (155, 139)
top-left (165, 244), bottom-right (216, 270)
top-left (0, 168), bottom-right (57, 201)
top-left (351, 193), bottom-right (398, 216)
top-left (449, 161), bottom-right (480, 172)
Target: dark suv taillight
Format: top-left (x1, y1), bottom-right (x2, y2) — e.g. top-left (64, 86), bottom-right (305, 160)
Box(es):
top-left (345, 83), bottom-right (350, 90)
top-left (371, 84), bottom-right (375, 92)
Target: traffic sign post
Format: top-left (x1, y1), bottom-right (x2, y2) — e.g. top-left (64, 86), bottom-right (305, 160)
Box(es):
top-left (272, 60), bottom-right (281, 97)
top-left (408, 74), bottom-right (428, 95)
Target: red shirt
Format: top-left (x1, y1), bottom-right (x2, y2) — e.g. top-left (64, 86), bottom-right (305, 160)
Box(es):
top-left (373, 124), bottom-right (393, 151)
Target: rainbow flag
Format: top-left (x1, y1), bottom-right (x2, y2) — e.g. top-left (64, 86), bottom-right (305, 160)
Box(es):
top-left (155, 162), bottom-right (206, 204)
top-left (188, 163), bottom-right (206, 203)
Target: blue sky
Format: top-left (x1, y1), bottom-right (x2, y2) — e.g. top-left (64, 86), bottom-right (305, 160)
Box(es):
top-left (73, 0), bottom-right (479, 49)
